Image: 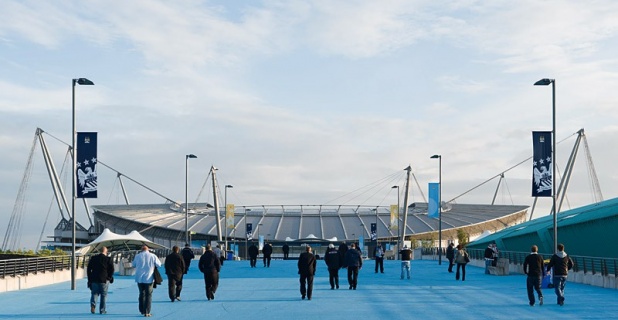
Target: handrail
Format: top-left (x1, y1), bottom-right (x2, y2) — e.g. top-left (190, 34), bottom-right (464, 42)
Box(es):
top-left (0, 249), bottom-right (171, 279)
top-left (0, 255), bottom-right (89, 279)
top-left (424, 248), bottom-right (618, 277)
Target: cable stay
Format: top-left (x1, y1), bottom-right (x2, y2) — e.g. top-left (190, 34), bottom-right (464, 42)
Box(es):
top-left (1, 132), bottom-right (37, 251)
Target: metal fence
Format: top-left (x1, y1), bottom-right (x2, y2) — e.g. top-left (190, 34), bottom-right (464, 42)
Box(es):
top-left (0, 249), bottom-right (172, 279)
top-left (0, 255), bottom-right (90, 279)
top-left (464, 248), bottom-right (618, 277)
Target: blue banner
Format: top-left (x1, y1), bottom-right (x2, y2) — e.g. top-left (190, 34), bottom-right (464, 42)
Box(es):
top-left (246, 223), bottom-right (253, 240)
top-left (428, 182), bottom-right (440, 218)
top-left (532, 131), bottom-right (552, 197)
top-left (370, 223), bottom-right (377, 241)
top-left (76, 132), bottom-right (97, 198)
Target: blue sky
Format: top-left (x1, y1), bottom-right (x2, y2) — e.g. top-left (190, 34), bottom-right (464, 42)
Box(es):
top-left (2, 1), bottom-right (618, 249)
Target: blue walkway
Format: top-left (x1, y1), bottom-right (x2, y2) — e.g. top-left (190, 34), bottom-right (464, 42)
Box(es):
top-left (0, 259), bottom-right (616, 319)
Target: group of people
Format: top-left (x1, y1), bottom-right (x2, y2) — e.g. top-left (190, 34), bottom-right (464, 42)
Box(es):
top-left (247, 242), bottom-right (273, 267)
top-left (445, 243), bottom-right (471, 281)
top-left (87, 241), bottom-right (576, 314)
top-left (296, 242), bottom-right (365, 300)
top-left (87, 242), bottom-right (226, 317)
top-left (523, 243), bottom-right (574, 307)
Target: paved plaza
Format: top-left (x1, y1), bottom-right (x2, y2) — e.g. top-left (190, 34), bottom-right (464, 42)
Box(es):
top-left (0, 259), bottom-right (616, 319)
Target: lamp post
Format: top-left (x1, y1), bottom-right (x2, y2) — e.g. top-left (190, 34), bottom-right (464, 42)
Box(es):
top-left (71, 78), bottom-right (93, 290)
top-left (392, 185), bottom-right (400, 252)
top-left (245, 208), bottom-right (251, 259)
top-left (360, 223), bottom-right (365, 254)
top-left (430, 154), bottom-right (442, 265)
top-left (224, 184), bottom-right (233, 251)
top-left (258, 223), bottom-right (263, 250)
top-left (185, 154), bottom-right (197, 245)
top-left (534, 78), bottom-right (558, 253)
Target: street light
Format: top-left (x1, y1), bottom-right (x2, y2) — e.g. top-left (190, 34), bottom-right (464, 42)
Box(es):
top-left (534, 78), bottom-right (558, 253)
top-left (185, 154), bottom-right (197, 244)
top-left (245, 208), bottom-right (251, 259)
top-left (392, 185), bottom-right (400, 253)
top-left (71, 77), bottom-right (94, 290)
top-left (430, 154), bottom-right (442, 265)
top-left (224, 185), bottom-right (233, 251)
top-left (360, 223), bottom-right (365, 253)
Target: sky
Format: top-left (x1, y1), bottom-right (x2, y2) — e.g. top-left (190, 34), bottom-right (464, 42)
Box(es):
top-left (2, 0), bottom-right (618, 250)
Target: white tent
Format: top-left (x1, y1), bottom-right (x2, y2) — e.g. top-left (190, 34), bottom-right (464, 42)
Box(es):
top-left (77, 228), bottom-right (167, 255)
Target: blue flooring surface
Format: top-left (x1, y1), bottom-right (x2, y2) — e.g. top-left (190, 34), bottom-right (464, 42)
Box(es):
top-left (1, 259), bottom-right (617, 319)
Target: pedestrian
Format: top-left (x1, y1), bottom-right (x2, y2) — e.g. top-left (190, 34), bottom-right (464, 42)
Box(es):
top-left (491, 243), bottom-right (500, 267)
top-left (484, 243), bottom-right (493, 274)
top-left (324, 243), bottom-right (341, 289)
top-left (523, 245), bottom-right (544, 306)
top-left (546, 243), bottom-right (574, 306)
top-left (344, 243), bottom-right (362, 290)
top-left (338, 242), bottom-right (348, 268)
top-left (282, 243), bottom-right (290, 260)
top-left (446, 243), bottom-right (455, 273)
top-left (454, 244), bottom-right (469, 281)
top-left (374, 243), bottom-right (385, 273)
top-left (87, 246), bottom-right (114, 315)
top-left (214, 244), bottom-right (224, 266)
top-left (198, 244), bottom-right (221, 301)
top-left (262, 242), bottom-right (273, 267)
top-left (180, 243), bottom-right (194, 274)
top-left (399, 244), bottom-right (412, 280)
top-left (248, 242), bottom-right (259, 268)
top-left (297, 245), bottom-right (317, 300)
top-left (164, 245), bottom-right (185, 302)
top-left (132, 245), bottom-right (161, 317)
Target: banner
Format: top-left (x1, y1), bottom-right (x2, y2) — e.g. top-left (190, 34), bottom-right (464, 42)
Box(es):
top-left (370, 223), bottom-right (377, 241)
top-left (226, 204), bottom-right (235, 229)
top-left (76, 132), bottom-right (97, 198)
top-left (390, 204), bottom-right (398, 230)
top-left (246, 223), bottom-right (253, 240)
top-left (532, 131), bottom-right (552, 197)
top-left (428, 182), bottom-right (440, 218)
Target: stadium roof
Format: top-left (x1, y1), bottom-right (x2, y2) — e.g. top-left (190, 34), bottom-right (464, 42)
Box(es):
top-left (92, 202), bottom-right (529, 243)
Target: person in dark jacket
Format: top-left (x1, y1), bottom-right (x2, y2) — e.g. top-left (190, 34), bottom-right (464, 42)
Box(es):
top-left (262, 242), bottom-right (273, 267)
top-left (523, 245), bottom-right (544, 306)
top-left (374, 243), bottom-right (385, 273)
top-left (324, 244), bottom-right (341, 289)
top-left (344, 243), bottom-right (362, 290)
top-left (87, 246), bottom-right (114, 314)
top-left (338, 242), bottom-right (348, 269)
top-left (165, 245), bottom-right (185, 302)
top-left (446, 243), bottom-right (455, 273)
top-left (198, 244), bottom-right (221, 301)
top-left (282, 243), bottom-right (290, 260)
top-left (546, 243), bottom-right (574, 306)
top-left (399, 245), bottom-right (412, 280)
top-left (297, 245), bottom-right (317, 300)
top-left (484, 244), bottom-right (493, 274)
top-left (180, 243), bottom-right (195, 274)
top-left (248, 243), bottom-right (259, 268)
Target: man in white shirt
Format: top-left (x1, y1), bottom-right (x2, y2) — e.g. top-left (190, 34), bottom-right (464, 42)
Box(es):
top-left (132, 245), bottom-right (161, 317)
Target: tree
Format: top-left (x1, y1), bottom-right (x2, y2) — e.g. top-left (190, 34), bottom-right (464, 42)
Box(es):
top-left (456, 229), bottom-right (469, 247)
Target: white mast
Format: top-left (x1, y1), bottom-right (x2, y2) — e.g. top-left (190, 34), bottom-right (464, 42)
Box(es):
top-left (211, 166), bottom-right (223, 242)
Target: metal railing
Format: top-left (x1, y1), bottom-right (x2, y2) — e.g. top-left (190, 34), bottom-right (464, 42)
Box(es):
top-left (0, 255), bottom-right (90, 279)
top-left (464, 248), bottom-right (618, 277)
top-left (0, 249), bottom-right (172, 279)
